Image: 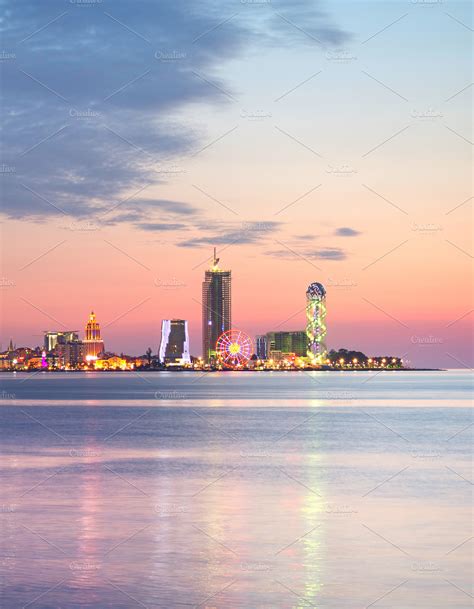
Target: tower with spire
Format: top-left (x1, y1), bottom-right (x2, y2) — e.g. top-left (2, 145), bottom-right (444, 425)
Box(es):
top-left (83, 311), bottom-right (104, 360)
top-left (202, 249), bottom-right (231, 363)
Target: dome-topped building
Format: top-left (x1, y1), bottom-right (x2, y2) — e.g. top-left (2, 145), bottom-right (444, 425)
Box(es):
top-left (306, 282), bottom-right (326, 299)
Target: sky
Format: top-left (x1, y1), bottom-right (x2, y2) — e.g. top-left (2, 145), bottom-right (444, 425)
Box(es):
top-left (0, 0), bottom-right (472, 368)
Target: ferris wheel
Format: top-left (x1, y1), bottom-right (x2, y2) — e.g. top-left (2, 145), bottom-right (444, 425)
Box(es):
top-left (215, 329), bottom-right (253, 369)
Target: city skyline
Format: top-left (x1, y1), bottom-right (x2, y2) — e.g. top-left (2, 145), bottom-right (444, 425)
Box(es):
top-left (2, 255), bottom-right (325, 362)
top-left (0, 241), bottom-right (472, 367)
top-left (0, 1), bottom-right (472, 369)
top-left (0, 254), bottom-right (403, 368)
top-left (0, 249), bottom-right (454, 372)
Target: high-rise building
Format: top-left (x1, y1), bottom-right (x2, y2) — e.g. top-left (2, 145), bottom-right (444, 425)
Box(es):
top-left (255, 335), bottom-right (268, 360)
top-left (159, 319), bottom-right (191, 364)
top-left (263, 331), bottom-right (307, 358)
top-left (83, 311), bottom-right (104, 360)
top-left (44, 331), bottom-right (78, 352)
top-left (56, 341), bottom-right (85, 368)
top-left (202, 249), bottom-right (231, 363)
top-left (306, 282), bottom-right (327, 365)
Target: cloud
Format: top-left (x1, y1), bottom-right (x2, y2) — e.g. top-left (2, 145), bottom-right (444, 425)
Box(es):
top-left (0, 0), bottom-right (349, 223)
top-left (87, 198), bottom-right (199, 226)
top-left (266, 247), bottom-right (347, 260)
top-left (176, 220), bottom-right (282, 247)
top-left (178, 234), bottom-right (249, 248)
top-left (125, 198), bottom-right (198, 216)
top-left (135, 222), bottom-right (188, 232)
top-left (254, 0), bottom-right (350, 46)
top-left (334, 227), bottom-right (361, 237)
top-left (293, 234), bottom-right (317, 242)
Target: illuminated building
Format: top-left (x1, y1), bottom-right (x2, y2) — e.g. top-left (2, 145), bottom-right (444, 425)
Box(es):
top-left (255, 335), bottom-right (267, 360)
top-left (83, 311), bottom-right (104, 361)
top-left (44, 330), bottom-right (78, 351)
top-left (202, 248), bottom-right (231, 363)
top-left (306, 282), bottom-right (327, 365)
top-left (94, 356), bottom-right (130, 370)
top-left (27, 357), bottom-right (45, 370)
top-left (159, 319), bottom-right (191, 365)
top-left (0, 354), bottom-right (10, 370)
top-left (265, 331), bottom-right (307, 358)
top-left (56, 341), bottom-right (85, 368)
top-left (268, 350), bottom-right (285, 363)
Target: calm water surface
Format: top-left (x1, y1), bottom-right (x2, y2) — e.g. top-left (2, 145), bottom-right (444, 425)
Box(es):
top-left (0, 371), bottom-right (472, 608)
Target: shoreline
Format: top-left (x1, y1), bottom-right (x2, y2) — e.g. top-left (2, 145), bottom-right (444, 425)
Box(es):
top-left (1, 367), bottom-right (445, 373)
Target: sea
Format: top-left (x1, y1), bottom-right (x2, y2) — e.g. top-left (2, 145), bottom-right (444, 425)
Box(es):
top-left (0, 370), bottom-right (472, 608)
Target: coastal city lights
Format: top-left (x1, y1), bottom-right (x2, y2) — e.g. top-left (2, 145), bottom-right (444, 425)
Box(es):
top-left (306, 282), bottom-right (328, 366)
top-left (215, 329), bottom-right (253, 369)
top-left (0, 251), bottom-right (405, 372)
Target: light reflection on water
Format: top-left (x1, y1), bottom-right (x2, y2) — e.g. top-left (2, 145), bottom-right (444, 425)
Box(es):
top-left (0, 371), bottom-right (472, 608)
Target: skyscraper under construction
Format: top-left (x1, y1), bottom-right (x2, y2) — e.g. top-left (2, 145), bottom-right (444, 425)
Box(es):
top-left (202, 249), bottom-right (231, 363)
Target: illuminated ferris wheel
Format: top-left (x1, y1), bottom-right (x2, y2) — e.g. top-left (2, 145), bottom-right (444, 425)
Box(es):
top-left (215, 329), bottom-right (253, 369)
